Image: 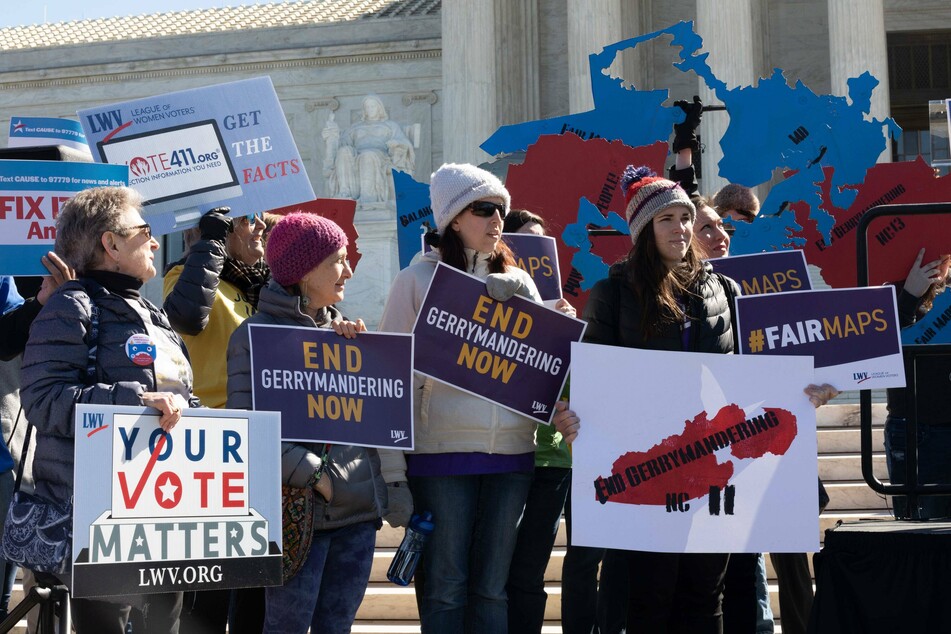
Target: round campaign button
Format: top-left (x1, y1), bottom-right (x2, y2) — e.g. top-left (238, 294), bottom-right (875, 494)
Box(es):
top-left (125, 333), bottom-right (157, 367)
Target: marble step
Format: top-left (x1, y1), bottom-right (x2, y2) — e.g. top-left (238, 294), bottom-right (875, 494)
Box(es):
top-left (818, 452), bottom-right (889, 481)
top-left (816, 426), bottom-right (885, 453)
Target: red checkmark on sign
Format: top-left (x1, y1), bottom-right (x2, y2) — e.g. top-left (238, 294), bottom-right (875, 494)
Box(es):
top-left (117, 433), bottom-right (167, 509)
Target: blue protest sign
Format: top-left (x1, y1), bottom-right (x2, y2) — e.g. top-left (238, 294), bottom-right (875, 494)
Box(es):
top-left (72, 405), bottom-right (282, 597)
top-left (735, 287), bottom-right (904, 390)
top-left (249, 324), bottom-right (414, 449)
top-left (0, 160), bottom-right (129, 275)
top-left (708, 251), bottom-right (811, 295)
top-left (78, 77), bottom-right (314, 236)
top-left (8, 116), bottom-right (91, 154)
top-left (412, 263), bottom-right (585, 423)
top-left (902, 292), bottom-right (951, 345)
top-left (394, 169), bottom-right (433, 269)
top-left (503, 233), bottom-right (562, 301)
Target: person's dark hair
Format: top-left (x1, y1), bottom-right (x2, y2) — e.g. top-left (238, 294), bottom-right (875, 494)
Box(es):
top-left (503, 209), bottom-right (545, 234)
top-left (425, 222), bottom-right (516, 273)
top-left (619, 221), bottom-right (704, 339)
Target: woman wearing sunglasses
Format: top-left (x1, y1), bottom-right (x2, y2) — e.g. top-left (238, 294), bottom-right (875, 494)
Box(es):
top-left (162, 207), bottom-right (269, 633)
top-left (379, 163), bottom-right (542, 633)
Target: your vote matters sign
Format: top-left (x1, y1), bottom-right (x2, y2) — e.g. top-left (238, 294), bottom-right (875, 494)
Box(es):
top-left (72, 406), bottom-right (282, 598)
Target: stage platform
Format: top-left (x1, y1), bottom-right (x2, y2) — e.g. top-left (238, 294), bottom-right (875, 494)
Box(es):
top-left (811, 518), bottom-right (951, 633)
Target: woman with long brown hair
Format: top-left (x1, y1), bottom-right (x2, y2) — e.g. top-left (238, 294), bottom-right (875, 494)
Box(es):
top-left (554, 165), bottom-right (739, 633)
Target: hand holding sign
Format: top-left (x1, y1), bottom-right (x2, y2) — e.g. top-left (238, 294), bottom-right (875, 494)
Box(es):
top-left (140, 392), bottom-right (188, 431)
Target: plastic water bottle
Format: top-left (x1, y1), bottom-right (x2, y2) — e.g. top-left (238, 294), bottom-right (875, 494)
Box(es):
top-left (386, 511), bottom-right (434, 586)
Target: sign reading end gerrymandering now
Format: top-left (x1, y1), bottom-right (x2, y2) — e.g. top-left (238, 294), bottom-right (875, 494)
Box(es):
top-left (249, 324), bottom-right (415, 449)
top-left (72, 406), bottom-right (282, 598)
top-left (412, 263), bottom-right (586, 424)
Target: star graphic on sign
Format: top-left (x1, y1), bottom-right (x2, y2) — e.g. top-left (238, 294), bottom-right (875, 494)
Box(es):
top-left (135, 536), bottom-right (144, 547)
top-left (230, 528), bottom-right (238, 539)
top-left (158, 477), bottom-right (179, 503)
top-left (12, 121), bottom-right (25, 133)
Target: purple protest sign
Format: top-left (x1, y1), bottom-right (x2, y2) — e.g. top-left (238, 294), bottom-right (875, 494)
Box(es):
top-left (249, 324), bottom-right (414, 449)
top-left (412, 263), bottom-right (586, 423)
top-left (503, 234), bottom-right (563, 301)
top-left (735, 287), bottom-right (905, 390)
top-left (708, 250), bottom-right (811, 295)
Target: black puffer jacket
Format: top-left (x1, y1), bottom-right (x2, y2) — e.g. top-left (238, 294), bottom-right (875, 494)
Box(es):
top-left (20, 277), bottom-right (199, 505)
top-left (583, 262), bottom-right (739, 353)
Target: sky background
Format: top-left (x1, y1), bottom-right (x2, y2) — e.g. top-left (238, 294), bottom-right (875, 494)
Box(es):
top-left (1, 1), bottom-right (265, 28)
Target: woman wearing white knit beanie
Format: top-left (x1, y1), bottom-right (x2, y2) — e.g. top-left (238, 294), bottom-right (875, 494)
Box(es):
top-left (379, 163), bottom-right (542, 633)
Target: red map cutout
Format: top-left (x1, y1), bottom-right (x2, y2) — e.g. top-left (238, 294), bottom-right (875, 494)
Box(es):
top-left (795, 159), bottom-right (951, 288)
top-left (265, 198), bottom-right (362, 271)
top-left (505, 133), bottom-right (668, 314)
top-left (596, 405), bottom-right (797, 506)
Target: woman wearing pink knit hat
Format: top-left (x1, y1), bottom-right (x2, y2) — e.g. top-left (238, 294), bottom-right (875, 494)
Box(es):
top-left (554, 166), bottom-right (740, 634)
top-left (227, 212), bottom-right (408, 634)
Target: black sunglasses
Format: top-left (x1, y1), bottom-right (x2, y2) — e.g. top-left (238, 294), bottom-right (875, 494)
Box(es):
top-left (467, 201), bottom-right (506, 218)
top-left (118, 223), bottom-right (152, 239)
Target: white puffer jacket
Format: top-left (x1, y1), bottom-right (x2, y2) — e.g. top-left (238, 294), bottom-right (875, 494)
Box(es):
top-left (379, 250), bottom-right (541, 461)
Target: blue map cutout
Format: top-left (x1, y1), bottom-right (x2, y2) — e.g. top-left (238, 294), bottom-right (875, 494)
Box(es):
top-left (901, 292), bottom-right (951, 345)
top-left (562, 198), bottom-right (630, 289)
top-left (480, 21), bottom-right (900, 283)
top-left (393, 169), bottom-right (433, 269)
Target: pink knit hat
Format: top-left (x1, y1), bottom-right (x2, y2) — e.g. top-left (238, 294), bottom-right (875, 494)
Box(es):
top-left (265, 212), bottom-right (348, 286)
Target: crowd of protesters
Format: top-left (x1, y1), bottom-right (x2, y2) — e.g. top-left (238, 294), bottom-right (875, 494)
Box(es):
top-left (0, 99), bottom-right (944, 634)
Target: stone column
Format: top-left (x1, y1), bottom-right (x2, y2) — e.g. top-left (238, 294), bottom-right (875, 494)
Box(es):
top-left (442, 0), bottom-right (497, 165)
top-left (828, 0), bottom-right (890, 162)
top-left (697, 0), bottom-right (756, 194)
top-left (567, 0), bottom-right (624, 114)
top-left (495, 2), bottom-right (540, 127)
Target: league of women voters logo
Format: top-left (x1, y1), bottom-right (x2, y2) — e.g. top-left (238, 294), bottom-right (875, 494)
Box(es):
top-left (593, 404), bottom-right (797, 510)
top-left (87, 414), bottom-right (269, 565)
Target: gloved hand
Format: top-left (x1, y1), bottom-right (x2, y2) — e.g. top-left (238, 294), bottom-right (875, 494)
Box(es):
top-left (486, 273), bottom-right (533, 302)
top-left (384, 481), bottom-right (413, 528)
top-left (199, 207), bottom-right (234, 242)
top-left (672, 95), bottom-right (703, 153)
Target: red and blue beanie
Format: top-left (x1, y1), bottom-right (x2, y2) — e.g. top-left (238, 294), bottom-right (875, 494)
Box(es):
top-left (621, 165), bottom-right (695, 244)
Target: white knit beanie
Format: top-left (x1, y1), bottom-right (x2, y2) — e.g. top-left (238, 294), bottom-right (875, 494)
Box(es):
top-left (430, 163), bottom-right (511, 234)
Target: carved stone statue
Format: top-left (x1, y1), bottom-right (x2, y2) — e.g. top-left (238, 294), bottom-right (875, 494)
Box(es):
top-left (322, 95), bottom-right (416, 204)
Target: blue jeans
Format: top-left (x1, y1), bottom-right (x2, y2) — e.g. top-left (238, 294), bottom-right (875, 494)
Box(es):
top-left (755, 553), bottom-right (775, 633)
top-left (264, 520), bottom-right (376, 634)
top-left (409, 471), bottom-right (533, 634)
top-left (884, 417), bottom-right (951, 519)
top-left (506, 466), bottom-right (570, 633)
